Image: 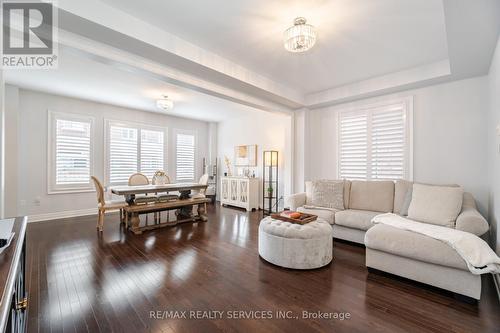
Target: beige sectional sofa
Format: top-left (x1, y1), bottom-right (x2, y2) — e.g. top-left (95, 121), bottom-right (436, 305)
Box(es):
top-left (285, 180), bottom-right (489, 300)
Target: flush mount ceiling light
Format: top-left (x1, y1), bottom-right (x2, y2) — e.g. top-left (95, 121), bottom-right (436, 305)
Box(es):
top-left (156, 95), bottom-right (174, 111)
top-left (284, 17), bottom-right (317, 53)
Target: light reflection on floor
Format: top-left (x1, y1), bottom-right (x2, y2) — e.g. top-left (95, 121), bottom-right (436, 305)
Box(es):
top-left (231, 214), bottom-right (250, 247)
top-left (46, 239), bottom-right (167, 323)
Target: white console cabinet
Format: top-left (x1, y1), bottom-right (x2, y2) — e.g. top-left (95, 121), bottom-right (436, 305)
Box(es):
top-left (220, 176), bottom-right (259, 211)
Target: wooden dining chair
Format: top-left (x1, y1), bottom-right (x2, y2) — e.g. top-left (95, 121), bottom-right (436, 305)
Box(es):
top-left (152, 170), bottom-right (171, 185)
top-left (128, 172), bottom-right (157, 225)
top-left (191, 173), bottom-right (209, 215)
top-left (128, 172), bottom-right (149, 185)
top-left (152, 170), bottom-right (177, 224)
top-left (91, 176), bottom-right (127, 232)
top-left (153, 171), bottom-right (178, 202)
top-left (128, 173), bottom-right (158, 204)
top-left (191, 174), bottom-right (209, 198)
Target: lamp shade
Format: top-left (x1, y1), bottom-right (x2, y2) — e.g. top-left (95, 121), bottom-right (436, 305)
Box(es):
top-left (264, 151), bottom-right (278, 166)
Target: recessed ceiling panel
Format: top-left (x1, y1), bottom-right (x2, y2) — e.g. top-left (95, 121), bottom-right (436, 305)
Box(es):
top-left (100, 0), bottom-right (449, 93)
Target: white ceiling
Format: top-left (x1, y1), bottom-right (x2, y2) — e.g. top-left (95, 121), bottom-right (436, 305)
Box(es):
top-left (4, 47), bottom-right (263, 122)
top-left (100, 0), bottom-right (449, 94)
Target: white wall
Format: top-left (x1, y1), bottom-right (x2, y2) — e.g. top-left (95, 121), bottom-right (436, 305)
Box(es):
top-left (7, 86), bottom-right (210, 217)
top-left (4, 86), bottom-right (19, 217)
top-left (487, 37), bottom-right (500, 254)
top-left (217, 110), bottom-right (293, 207)
top-left (299, 76), bottom-right (489, 215)
top-left (0, 71), bottom-right (4, 218)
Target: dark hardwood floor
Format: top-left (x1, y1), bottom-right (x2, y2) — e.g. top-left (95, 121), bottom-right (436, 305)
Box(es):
top-left (26, 204), bottom-right (500, 333)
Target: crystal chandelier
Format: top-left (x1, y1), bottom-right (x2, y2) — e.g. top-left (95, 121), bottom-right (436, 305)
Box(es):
top-left (284, 17), bottom-right (317, 53)
top-left (156, 95), bottom-right (174, 111)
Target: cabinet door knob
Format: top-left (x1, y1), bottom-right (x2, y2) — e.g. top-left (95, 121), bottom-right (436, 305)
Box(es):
top-left (16, 298), bottom-right (28, 310)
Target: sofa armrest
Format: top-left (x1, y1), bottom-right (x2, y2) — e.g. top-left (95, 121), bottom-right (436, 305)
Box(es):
top-left (285, 192), bottom-right (307, 211)
top-left (455, 207), bottom-right (489, 236)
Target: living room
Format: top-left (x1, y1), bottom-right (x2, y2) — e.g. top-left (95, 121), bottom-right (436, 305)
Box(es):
top-left (0, 1), bottom-right (499, 332)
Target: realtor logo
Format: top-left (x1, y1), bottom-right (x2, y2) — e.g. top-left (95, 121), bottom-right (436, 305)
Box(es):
top-left (1, 0), bottom-right (58, 68)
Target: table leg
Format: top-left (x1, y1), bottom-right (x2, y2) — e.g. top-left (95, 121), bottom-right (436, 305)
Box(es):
top-left (130, 212), bottom-right (142, 234)
top-left (178, 189), bottom-right (191, 200)
top-left (197, 204), bottom-right (208, 222)
top-left (177, 190), bottom-right (193, 219)
top-left (125, 194), bottom-right (136, 205)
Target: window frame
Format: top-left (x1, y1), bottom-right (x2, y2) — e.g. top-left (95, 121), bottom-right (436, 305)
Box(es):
top-left (104, 119), bottom-right (168, 186)
top-left (336, 96), bottom-right (413, 181)
top-left (47, 110), bottom-right (95, 194)
top-left (174, 128), bottom-right (198, 183)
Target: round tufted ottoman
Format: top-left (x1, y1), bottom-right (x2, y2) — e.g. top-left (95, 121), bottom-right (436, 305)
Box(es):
top-left (258, 216), bottom-right (333, 269)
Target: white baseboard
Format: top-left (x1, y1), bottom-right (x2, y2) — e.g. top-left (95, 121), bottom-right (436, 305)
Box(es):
top-left (493, 273), bottom-right (500, 302)
top-left (28, 208), bottom-right (98, 222)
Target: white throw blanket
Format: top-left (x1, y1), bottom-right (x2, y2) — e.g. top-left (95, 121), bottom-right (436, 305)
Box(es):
top-left (302, 205), bottom-right (338, 212)
top-left (371, 213), bottom-right (500, 274)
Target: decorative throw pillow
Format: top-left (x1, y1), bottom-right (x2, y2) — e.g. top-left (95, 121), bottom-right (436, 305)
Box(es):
top-left (407, 184), bottom-right (464, 227)
top-left (310, 180), bottom-right (345, 210)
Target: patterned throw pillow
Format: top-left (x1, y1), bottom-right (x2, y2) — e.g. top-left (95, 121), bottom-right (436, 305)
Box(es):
top-left (310, 180), bottom-right (345, 210)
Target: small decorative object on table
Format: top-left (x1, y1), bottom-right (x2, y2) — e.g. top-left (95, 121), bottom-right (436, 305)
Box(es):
top-left (270, 211), bottom-right (317, 224)
top-left (224, 155), bottom-right (233, 176)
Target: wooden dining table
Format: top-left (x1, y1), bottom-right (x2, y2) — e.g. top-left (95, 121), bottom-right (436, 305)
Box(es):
top-left (110, 183), bottom-right (209, 234)
top-left (111, 183), bottom-right (207, 204)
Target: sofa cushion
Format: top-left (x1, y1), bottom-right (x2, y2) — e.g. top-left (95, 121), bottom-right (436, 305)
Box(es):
top-left (297, 206), bottom-right (337, 225)
top-left (408, 184), bottom-right (463, 228)
top-left (309, 180), bottom-right (344, 210)
top-left (305, 180), bottom-right (350, 208)
top-left (365, 224), bottom-right (468, 270)
top-left (394, 180), bottom-right (412, 215)
top-left (398, 182), bottom-right (461, 217)
top-left (334, 209), bottom-right (380, 231)
top-left (349, 181), bottom-right (395, 213)
top-left (343, 180), bottom-right (351, 209)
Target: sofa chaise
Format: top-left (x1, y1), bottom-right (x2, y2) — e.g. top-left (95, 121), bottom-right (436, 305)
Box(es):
top-left (285, 180), bottom-right (489, 300)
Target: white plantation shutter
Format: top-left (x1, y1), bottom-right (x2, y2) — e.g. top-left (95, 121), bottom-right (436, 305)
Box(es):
top-left (371, 106), bottom-right (406, 180)
top-left (48, 112), bottom-right (94, 193)
top-left (109, 126), bottom-right (138, 184)
top-left (339, 112), bottom-right (368, 180)
top-left (106, 121), bottom-right (167, 185)
top-left (55, 119), bottom-right (91, 185)
top-left (140, 129), bottom-right (164, 179)
top-left (338, 99), bottom-right (412, 181)
top-left (176, 133), bottom-right (195, 181)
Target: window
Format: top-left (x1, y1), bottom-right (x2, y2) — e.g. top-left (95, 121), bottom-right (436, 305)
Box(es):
top-left (48, 112), bottom-right (94, 193)
top-left (175, 131), bottom-right (196, 181)
top-left (140, 129), bottom-right (165, 178)
top-left (106, 121), bottom-right (166, 185)
top-left (109, 125), bottom-right (138, 184)
top-left (338, 97), bottom-right (413, 181)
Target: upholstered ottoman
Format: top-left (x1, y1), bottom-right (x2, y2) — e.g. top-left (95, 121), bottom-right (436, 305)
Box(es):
top-left (258, 216), bottom-right (333, 269)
